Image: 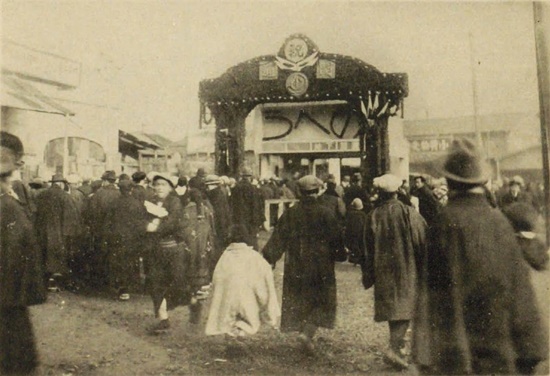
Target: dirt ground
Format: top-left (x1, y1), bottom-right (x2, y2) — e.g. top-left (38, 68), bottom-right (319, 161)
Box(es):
top-left (29, 232), bottom-right (550, 376)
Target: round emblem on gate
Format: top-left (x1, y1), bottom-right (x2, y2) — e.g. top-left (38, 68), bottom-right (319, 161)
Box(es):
top-left (284, 38), bottom-right (309, 63)
top-left (286, 72), bottom-right (309, 97)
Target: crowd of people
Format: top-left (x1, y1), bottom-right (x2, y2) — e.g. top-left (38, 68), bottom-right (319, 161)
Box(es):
top-left (1, 130), bottom-right (549, 375)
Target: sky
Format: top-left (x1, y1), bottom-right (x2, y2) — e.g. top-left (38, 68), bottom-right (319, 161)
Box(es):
top-left (1, 1), bottom-right (541, 141)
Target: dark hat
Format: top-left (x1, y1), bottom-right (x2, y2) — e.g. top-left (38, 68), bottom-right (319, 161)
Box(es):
top-left (91, 179), bottom-right (103, 193)
top-left (0, 131), bottom-right (24, 175)
top-left (50, 173), bottom-right (67, 183)
top-left (241, 166), bottom-right (253, 176)
top-left (118, 180), bottom-right (134, 193)
top-left (196, 168), bottom-right (206, 177)
top-left (132, 171), bottom-right (147, 183)
top-left (119, 173), bottom-right (131, 182)
top-left (102, 170), bottom-right (117, 182)
top-left (327, 174), bottom-right (336, 183)
top-left (502, 203), bottom-right (540, 233)
top-left (436, 138), bottom-right (490, 185)
top-left (298, 175), bottom-right (322, 191)
top-left (152, 173), bottom-right (176, 188)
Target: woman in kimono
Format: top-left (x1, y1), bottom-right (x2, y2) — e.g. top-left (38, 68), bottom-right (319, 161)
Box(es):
top-left (145, 173), bottom-right (191, 334)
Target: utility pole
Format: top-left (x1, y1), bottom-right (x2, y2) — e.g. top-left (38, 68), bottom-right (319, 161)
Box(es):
top-left (468, 32), bottom-right (484, 152)
top-left (533, 2), bottom-right (550, 246)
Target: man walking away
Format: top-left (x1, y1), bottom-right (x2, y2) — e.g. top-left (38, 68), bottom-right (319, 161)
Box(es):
top-left (413, 138), bottom-right (547, 375)
top-left (362, 174), bottom-right (427, 369)
top-left (263, 175), bottom-right (342, 355)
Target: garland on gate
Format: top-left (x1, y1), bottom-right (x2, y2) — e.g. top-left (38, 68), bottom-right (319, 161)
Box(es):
top-left (198, 34), bottom-right (408, 176)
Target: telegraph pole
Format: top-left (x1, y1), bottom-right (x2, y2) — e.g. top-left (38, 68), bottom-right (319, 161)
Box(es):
top-left (533, 2), bottom-right (550, 246)
top-left (468, 32), bottom-right (483, 152)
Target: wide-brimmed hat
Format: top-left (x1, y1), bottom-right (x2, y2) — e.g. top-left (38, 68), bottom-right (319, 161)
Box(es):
top-left (373, 174), bottom-right (402, 193)
top-left (436, 138), bottom-right (490, 185)
top-left (50, 173), bottom-right (67, 183)
top-left (298, 175), bottom-right (322, 191)
top-left (0, 131), bottom-right (24, 175)
top-left (101, 170), bottom-right (117, 182)
top-left (204, 174), bottom-right (221, 186)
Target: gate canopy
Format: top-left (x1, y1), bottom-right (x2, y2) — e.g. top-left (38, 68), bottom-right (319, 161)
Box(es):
top-left (198, 34), bottom-right (408, 177)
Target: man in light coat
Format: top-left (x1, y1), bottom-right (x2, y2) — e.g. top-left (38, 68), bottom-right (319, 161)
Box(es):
top-left (361, 173), bottom-right (427, 369)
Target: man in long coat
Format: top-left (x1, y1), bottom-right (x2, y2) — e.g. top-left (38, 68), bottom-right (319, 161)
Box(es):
top-left (362, 174), bottom-right (427, 369)
top-left (87, 170), bottom-right (120, 286)
top-left (103, 180), bottom-right (149, 299)
top-left (230, 167), bottom-right (264, 250)
top-left (263, 175), bottom-right (342, 354)
top-left (413, 139), bottom-right (547, 375)
top-left (0, 131), bottom-right (46, 375)
top-left (35, 173), bottom-right (80, 291)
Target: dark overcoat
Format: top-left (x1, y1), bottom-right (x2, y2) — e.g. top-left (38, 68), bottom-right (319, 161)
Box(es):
top-left (413, 185), bottom-right (439, 225)
top-left (182, 201), bottom-right (214, 290)
top-left (363, 198), bottom-right (427, 322)
top-left (103, 193), bottom-right (149, 289)
top-left (231, 179), bottom-right (265, 247)
top-left (263, 196), bottom-right (342, 332)
top-left (1, 194), bottom-right (46, 375)
top-left (35, 185), bottom-right (80, 274)
top-left (88, 184), bottom-right (120, 235)
top-left (344, 208), bottom-right (368, 264)
top-left (206, 186), bottom-right (232, 249)
top-left (413, 193), bottom-right (547, 375)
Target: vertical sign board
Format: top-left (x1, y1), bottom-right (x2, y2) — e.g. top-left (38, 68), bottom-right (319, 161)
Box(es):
top-left (534, 2), bottom-right (550, 245)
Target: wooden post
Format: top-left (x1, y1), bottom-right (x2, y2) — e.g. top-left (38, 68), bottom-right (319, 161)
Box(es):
top-left (533, 2), bottom-right (550, 245)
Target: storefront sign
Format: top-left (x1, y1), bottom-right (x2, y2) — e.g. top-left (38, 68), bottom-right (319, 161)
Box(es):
top-left (410, 138), bottom-right (452, 153)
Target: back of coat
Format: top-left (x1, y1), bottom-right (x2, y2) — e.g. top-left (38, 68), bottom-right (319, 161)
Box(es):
top-left (263, 196), bottom-right (342, 331)
top-left (413, 193), bottom-right (547, 375)
top-left (365, 198), bottom-right (427, 322)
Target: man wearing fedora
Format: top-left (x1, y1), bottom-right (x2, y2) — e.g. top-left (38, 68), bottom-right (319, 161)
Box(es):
top-left (0, 131), bottom-right (46, 375)
top-left (230, 167), bottom-right (265, 250)
top-left (412, 138), bottom-right (547, 375)
top-left (35, 172), bottom-right (80, 292)
top-left (498, 175), bottom-right (536, 210)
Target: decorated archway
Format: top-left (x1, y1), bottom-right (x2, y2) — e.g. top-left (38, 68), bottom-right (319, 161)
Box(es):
top-left (199, 34), bottom-right (408, 180)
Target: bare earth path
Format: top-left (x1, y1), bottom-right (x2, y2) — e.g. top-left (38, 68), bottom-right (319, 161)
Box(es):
top-left (29, 232), bottom-right (549, 376)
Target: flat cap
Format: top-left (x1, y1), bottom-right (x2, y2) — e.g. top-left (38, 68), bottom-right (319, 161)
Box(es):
top-left (298, 175), bottom-right (322, 191)
top-left (373, 174), bottom-right (402, 193)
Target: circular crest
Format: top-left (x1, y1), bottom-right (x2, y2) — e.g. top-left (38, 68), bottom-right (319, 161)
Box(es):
top-left (284, 38), bottom-right (309, 63)
top-left (285, 72), bottom-right (309, 97)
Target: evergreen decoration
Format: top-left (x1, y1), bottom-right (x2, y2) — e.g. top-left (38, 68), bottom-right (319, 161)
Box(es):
top-left (198, 34), bottom-right (408, 178)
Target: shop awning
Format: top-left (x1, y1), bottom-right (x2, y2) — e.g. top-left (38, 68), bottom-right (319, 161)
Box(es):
top-left (1, 74), bottom-right (75, 116)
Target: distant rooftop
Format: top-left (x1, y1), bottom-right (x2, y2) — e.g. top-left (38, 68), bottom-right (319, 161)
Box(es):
top-left (404, 112), bottom-right (539, 137)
